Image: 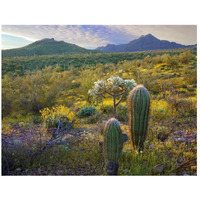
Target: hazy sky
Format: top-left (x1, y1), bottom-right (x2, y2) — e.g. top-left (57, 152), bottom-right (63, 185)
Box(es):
top-left (1, 25), bottom-right (197, 49)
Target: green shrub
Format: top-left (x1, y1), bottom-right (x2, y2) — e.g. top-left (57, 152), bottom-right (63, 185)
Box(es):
top-left (83, 113), bottom-right (102, 124)
top-left (44, 116), bottom-right (70, 128)
top-left (78, 106), bottom-right (97, 118)
top-left (100, 104), bottom-right (113, 114)
top-left (116, 105), bottom-right (128, 122)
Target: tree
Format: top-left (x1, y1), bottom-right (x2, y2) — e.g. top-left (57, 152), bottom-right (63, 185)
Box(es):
top-left (88, 76), bottom-right (137, 114)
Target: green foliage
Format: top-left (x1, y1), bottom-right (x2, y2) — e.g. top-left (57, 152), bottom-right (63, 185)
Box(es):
top-left (2, 47), bottom-right (196, 75)
top-left (122, 134), bottom-right (129, 143)
top-left (82, 113), bottom-right (102, 124)
top-left (2, 48), bottom-right (197, 121)
top-left (116, 105), bottom-right (128, 122)
top-left (100, 104), bottom-right (113, 114)
top-left (78, 106), bottom-right (97, 118)
top-left (179, 51), bottom-right (196, 64)
top-left (2, 66), bottom-right (72, 117)
top-left (127, 85), bottom-right (150, 151)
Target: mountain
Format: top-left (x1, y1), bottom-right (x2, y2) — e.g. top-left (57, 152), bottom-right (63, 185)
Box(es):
top-left (2, 38), bottom-right (98, 57)
top-left (96, 34), bottom-right (196, 53)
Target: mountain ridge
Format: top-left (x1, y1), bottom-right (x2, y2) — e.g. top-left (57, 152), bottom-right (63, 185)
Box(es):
top-left (2, 34), bottom-right (196, 57)
top-left (2, 38), bottom-right (98, 57)
top-left (96, 34), bottom-right (196, 52)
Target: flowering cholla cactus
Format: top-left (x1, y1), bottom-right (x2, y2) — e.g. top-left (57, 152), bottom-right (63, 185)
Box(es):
top-left (88, 76), bottom-right (137, 113)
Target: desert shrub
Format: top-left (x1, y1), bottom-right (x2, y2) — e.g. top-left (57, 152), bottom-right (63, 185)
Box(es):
top-left (2, 141), bottom-right (31, 174)
top-left (72, 99), bottom-right (87, 112)
top-left (98, 99), bottom-right (113, 114)
top-left (167, 95), bottom-right (197, 117)
top-left (176, 99), bottom-right (196, 117)
top-left (2, 113), bottom-right (41, 127)
top-left (150, 100), bottom-right (174, 120)
top-left (179, 51), bottom-right (196, 64)
top-left (149, 81), bottom-right (162, 94)
top-left (40, 105), bottom-right (75, 128)
top-left (150, 125), bottom-right (170, 141)
top-left (18, 121), bottom-right (31, 128)
top-left (78, 106), bottom-right (97, 118)
top-left (82, 113), bottom-right (102, 124)
top-left (175, 88), bottom-right (190, 96)
top-left (2, 123), bottom-right (49, 174)
top-left (95, 121), bottom-right (106, 135)
top-left (184, 67), bottom-right (197, 85)
top-left (116, 105), bottom-right (128, 122)
top-left (100, 104), bottom-right (113, 114)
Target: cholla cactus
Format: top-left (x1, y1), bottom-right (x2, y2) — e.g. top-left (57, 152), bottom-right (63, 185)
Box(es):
top-left (103, 118), bottom-right (128, 175)
top-left (88, 76), bottom-right (137, 114)
top-left (127, 85), bottom-right (150, 151)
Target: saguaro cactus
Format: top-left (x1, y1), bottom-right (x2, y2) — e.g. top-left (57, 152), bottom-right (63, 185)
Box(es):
top-left (127, 85), bottom-right (150, 151)
top-left (103, 118), bottom-right (128, 175)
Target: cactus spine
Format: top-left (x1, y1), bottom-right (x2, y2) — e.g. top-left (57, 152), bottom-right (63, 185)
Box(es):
top-left (127, 85), bottom-right (150, 151)
top-left (103, 118), bottom-right (128, 175)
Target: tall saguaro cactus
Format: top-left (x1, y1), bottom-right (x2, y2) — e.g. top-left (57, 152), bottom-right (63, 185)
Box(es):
top-left (127, 85), bottom-right (150, 151)
top-left (103, 118), bottom-right (128, 175)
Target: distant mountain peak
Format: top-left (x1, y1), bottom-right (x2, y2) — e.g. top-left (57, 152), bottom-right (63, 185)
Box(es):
top-left (96, 34), bottom-right (195, 53)
top-left (138, 34), bottom-right (159, 41)
top-left (31, 38), bottom-right (56, 45)
top-left (139, 33), bottom-right (154, 38)
top-left (146, 33), bottom-right (154, 37)
top-left (41, 38), bottom-right (55, 41)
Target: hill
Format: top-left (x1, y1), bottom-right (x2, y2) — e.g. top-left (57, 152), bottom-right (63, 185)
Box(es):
top-left (2, 38), bottom-right (98, 57)
top-left (96, 34), bottom-right (196, 52)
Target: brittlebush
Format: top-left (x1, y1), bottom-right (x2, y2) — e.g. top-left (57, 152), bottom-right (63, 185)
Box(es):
top-left (40, 105), bottom-right (75, 128)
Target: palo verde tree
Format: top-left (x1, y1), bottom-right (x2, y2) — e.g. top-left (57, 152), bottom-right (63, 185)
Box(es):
top-left (88, 76), bottom-right (137, 114)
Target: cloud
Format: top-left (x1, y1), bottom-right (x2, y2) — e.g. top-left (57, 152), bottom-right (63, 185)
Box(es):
top-left (1, 25), bottom-right (197, 50)
top-left (2, 25), bottom-right (111, 48)
top-left (105, 25), bottom-right (197, 45)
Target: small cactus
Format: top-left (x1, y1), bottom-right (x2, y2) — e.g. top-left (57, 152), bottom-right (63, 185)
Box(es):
top-left (127, 85), bottom-right (150, 151)
top-left (103, 118), bottom-right (128, 175)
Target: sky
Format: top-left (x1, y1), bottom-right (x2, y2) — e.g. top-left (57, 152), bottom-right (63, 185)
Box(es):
top-left (1, 25), bottom-right (197, 50)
